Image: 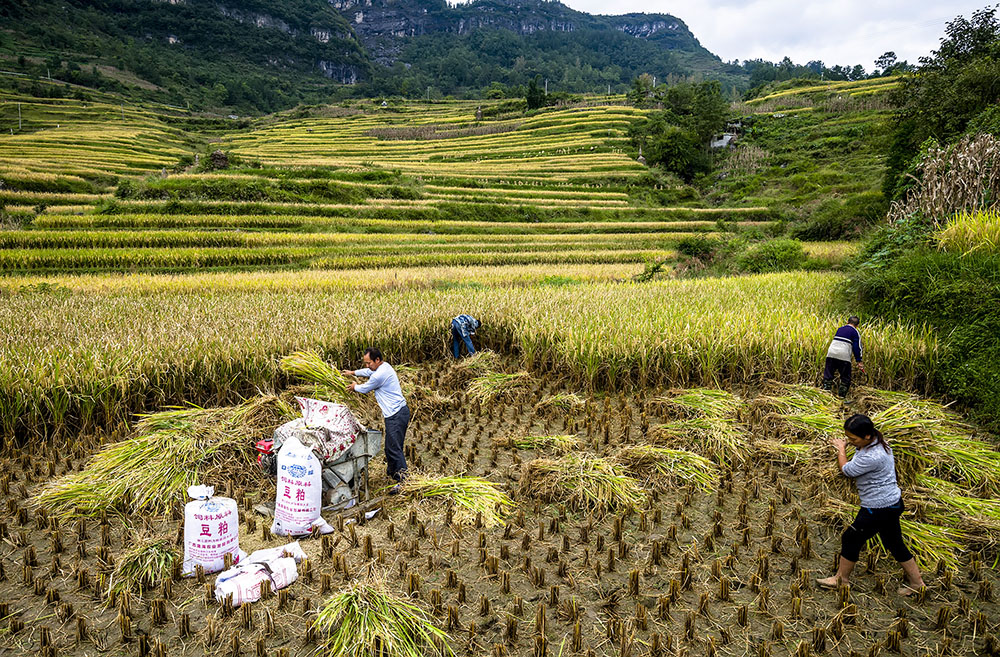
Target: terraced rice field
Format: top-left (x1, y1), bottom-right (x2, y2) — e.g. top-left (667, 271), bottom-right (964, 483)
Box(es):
top-left (2, 86), bottom-right (997, 657)
top-left (1, 94), bottom-right (786, 274)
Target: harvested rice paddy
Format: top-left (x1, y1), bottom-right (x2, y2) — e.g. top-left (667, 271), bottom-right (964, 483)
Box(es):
top-left (2, 356), bottom-right (998, 657)
top-left (1, 86), bottom-right (993, 657)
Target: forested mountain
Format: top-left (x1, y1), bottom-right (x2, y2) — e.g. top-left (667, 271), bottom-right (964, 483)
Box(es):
top-left (0, 0), bottom-right (743, 112)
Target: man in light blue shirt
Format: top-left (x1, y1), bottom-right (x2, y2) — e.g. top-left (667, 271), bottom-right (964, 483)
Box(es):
top-left (341, 347), bottom-right (409, 489)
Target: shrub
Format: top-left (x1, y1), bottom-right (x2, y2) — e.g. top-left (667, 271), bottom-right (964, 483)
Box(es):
top-left (115, 178), bottom-right (139, 199)
top-left (847, 249), bottom-right (1000, 430)
top-left (792, 192), bottom-right (887, 240)
top-left (734, 238), bottom-right (806, 273)
top-left (677, 235), bottom-right (718, 259)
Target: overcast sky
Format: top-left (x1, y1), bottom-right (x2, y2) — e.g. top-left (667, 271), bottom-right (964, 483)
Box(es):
top-left (559, 0), bottom-right (990, 70)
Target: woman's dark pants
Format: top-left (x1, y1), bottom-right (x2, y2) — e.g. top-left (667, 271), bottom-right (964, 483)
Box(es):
top-left (841, 498), bottom-right (913, 563)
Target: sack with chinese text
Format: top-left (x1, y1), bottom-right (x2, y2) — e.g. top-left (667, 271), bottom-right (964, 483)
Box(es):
top-left (270, 434), bottom-right (325, 536)
top-left (183, 485), bottom-right (246, 576)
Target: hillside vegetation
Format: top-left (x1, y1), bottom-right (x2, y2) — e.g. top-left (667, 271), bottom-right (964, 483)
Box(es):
top-left (706, 76), bottom-right (901, 239)
top-left (845, 8), bottom-right (1000, 429)
top-left (0, 0), bottom-right (741, 112)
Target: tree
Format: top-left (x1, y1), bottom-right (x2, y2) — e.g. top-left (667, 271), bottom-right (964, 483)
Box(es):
top-left (883, 7), bottom-right (1000, 199)
top-left (691, 80), bottom-right (726, 143)
top-left (924, 7), bottom-right (1000, 67)
top-left (875, 51), bottom-right (897, 75)
top-left (627, 73), bottom-right (655, 105)
top-left (525, 75), bottom-right (546, 109)
top-left (627, 80), bottom-right (724, 182)
top-left (646, 125), bottom-right (703, 182)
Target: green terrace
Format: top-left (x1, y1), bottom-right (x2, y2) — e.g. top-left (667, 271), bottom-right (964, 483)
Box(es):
top-left (32, 215), bottom-right (767, 234)
top-left (0, 95), bottom-right (858, 274)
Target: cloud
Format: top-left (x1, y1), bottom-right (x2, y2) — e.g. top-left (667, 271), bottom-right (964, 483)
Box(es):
top-left (561, 0), bottom-right (988, 69)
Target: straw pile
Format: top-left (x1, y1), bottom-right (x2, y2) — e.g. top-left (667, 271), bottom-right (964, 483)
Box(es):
top-left (466, 371), bottom-right (530, 406)
top-left (316, 574), bottom-right (453, 657)
top-left (521, 456), bottom-right (647, 512)
top-left (446, 350), bottom-right (503, 386)
top-left (745, 382), bottom-right (841, 432)
top-left (35, 395), bottom-right (295, 517)
top-left (493, 433), bottom-right (579, 453)
top-left (534, 392), bottom-right (586, 417)
top-left (453, 350), bottom-right (502, 375)
top-left (650, 387), bottom-right (742, 419)
top-left (648, 417), bottom-right (750, 466)
top-left (755, 440), bottom-right (811, 466)
top-left (402, 474), bottom-right (514, 527)
top-left (615, 445), bottom-right (718, 492)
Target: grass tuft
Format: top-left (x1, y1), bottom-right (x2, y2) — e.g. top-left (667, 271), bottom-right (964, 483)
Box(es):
top-left (108, 537), bottom-right (177, 597)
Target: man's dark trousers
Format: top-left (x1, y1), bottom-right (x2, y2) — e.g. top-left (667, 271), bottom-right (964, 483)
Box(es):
top-left (383, 404), bottom-right (410, 481)
top-left (823, 357), bottom-right (852, 392)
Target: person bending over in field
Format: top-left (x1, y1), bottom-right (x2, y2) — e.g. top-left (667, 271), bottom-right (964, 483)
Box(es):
top-left (817, 414), bottom-right (925, 596)
top-left (451, 314), bottom-right (481, 358)
top-left (342, 347), bottom-right (409, 493)
top-left (822, 315), bottom-right (865, 397)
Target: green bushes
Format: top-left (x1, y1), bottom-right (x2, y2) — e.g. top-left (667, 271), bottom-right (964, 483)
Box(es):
top-left (677, 235), bottom-right (718, 259)
top-left (735, 238), bottom-right (806, 273)
top-left (792, 192), bottom-right (887, 240)
top-left (673, 235), bottom-right (813, 276)
top-left (848, 248), bottom-right (1000, 429)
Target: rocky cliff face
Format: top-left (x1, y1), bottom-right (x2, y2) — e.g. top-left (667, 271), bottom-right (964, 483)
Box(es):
top-left (330, 0), bottom-right (710, 66)
top-left (214, 2), bottom-right (363, 81)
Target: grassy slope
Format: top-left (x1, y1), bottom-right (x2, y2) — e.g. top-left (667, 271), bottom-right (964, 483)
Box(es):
top-left (706, 78), bottom-right (900, 234)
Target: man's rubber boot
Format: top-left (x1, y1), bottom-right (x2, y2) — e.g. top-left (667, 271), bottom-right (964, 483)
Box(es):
top-left (821, 379), bottom-right (833, 392)
top-left (838, 383), bottom-right (850, 399)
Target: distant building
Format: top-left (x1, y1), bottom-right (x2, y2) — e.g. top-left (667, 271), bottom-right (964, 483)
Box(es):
top-left (710, 133), bottom-right (736, 149)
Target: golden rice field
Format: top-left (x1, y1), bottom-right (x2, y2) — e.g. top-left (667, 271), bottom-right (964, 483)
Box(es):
top-left (3, 87), bottom-right (1000, 657)
top-left (936, 208), bottom-right (1000, 255)
top-left (0, 271), bottom-right (936, 440)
